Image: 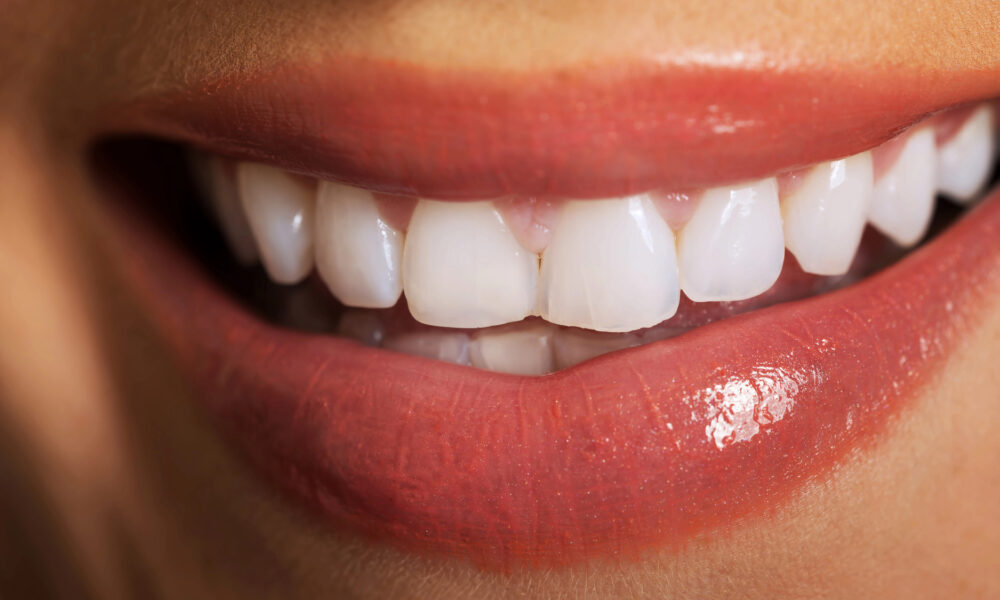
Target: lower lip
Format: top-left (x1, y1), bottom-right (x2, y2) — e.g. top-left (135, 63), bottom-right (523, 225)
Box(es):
top-left (109, 185), bottom-right (1000, 570)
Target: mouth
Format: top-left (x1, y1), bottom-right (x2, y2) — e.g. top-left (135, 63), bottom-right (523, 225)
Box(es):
top-left (92, 57), bottom-right (1000, 569)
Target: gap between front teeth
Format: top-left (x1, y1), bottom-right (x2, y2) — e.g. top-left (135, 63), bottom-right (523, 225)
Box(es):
top-left (195, 103), bottom-right (998, 338)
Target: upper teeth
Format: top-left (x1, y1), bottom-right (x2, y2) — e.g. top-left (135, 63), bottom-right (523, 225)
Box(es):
top-left (315, 181), bottom-right (404, 309)
top-left (196, 104), bottom-right (997, 334)
top-left (403, 200), bottom-right (540, 328)
top-left (869, 127), bottom-right (938, 246)
top-left (677, 178), bottom-right (785, 302)
top-left (235, 162), bottom-right (315, 284)
top-left (539, 196), bottom-right (679, 332)
top-left (781, 153), bottom-right (875, 276)
top-left (936, 105), bottom-right (996, 203)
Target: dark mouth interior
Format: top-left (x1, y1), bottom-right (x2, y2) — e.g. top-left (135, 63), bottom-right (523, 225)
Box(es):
top-left (91, 137), bottom-right (984, 359)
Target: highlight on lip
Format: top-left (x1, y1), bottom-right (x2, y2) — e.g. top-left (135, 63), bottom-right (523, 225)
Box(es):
top-left (186, 103), bottom-right (998, 375)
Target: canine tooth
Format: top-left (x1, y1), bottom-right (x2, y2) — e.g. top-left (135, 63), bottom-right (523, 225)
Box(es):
top-left (677, 178), bottom-right (784, 302)
top-left (403, 200), bottom-right (538, 328)
top-left (869, 128), bottom-right (937, 247)
top-left (553, 329), bottom-right (642, 370)
top-left (193, 155), bottom-right (259, 266)
top-left (936, 105), bottom-right (995, 203)
top-left (384, 332), bottom-right (471, 366)
top-left (539, 196), bottom-right (680, 332)
top-left (336, 311), bottom-right (385, 347)
top-left (781, 153), bottom-right (874, 276)
top-left (237, 162), bottom-right (315, 284)
top-left (315, 182), bottom-right (404, 308)
top-left (469, 323), bottom-right (555, 375)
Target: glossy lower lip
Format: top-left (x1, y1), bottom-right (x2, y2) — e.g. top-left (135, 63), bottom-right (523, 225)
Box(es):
top-left (106, 179), bottom-right (1000, 569)
top-left (105, 58), bottom-right (1000, 198)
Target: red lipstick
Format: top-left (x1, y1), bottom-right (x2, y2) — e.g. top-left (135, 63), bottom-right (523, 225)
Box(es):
top-left (106, 182), bottom-right (1000, 569)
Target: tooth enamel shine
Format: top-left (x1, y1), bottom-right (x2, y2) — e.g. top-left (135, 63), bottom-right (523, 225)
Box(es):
top-left (236, 162), bottom-right (316, 284)
top-left (781, 152), bottom-right (874, 276)
top-left (316, 181), bottom-right (404, 308)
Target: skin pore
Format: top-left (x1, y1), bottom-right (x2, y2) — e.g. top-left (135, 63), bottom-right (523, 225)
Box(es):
top-left (1, 1), bottom-right (999, 597)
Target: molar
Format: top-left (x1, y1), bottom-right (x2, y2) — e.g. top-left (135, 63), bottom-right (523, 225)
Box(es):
top-left (402, 200), bottom-right (539, 328)
top-left (236, 162), bottom-right (316, 284)
top-left (539, 195), bottom-right (680, 333)
top-left (781, 152), bottom-right (874, 276)
top-left (677, 178), bottom-right (785, 302)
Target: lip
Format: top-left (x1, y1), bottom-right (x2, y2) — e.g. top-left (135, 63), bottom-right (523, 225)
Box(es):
top-left (102, 160), bottom-right (1000, 569)
top-left (93, 52), bottom-right (1000, 568)
top-left (106, 57), bottom-right (1000, 198)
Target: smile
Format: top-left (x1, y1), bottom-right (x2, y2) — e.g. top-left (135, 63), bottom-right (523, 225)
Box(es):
top-left (95, 57), bottom-right (1000, 569)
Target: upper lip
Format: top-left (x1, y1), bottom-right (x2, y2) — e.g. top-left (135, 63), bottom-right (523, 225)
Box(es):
top-left (104, 57), bottom-right (1000, 198)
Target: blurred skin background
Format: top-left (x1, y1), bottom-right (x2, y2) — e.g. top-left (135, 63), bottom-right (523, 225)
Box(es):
top-left (1, 1), bottom-right (1000, 598)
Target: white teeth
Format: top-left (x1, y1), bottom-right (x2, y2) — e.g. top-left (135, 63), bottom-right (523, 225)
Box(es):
top-left (781, 152), bottom-right (874, 276)
top-left (539, 196), bottom-right (680, 332)
top-left (206, 105), bottom-right (984, 357)
top-left (677, 178), bottom-right (784, 302)
top-left (869, 128), bottom-right (937, 247)
top-left (236, 162), bottom-right (316, 284)
top-left (553, 329), bottom-right (642, 370)
top-left (402, 200), bottom-right (538, 328)
top-left (315, 182), bottom-right (404, 308)
top-left (470, 323), bottom-right (555, 375)
top-left (936, 105), bottom-right (996, 203)
top-left (194, 156), bottom-right (259, 266)
top-left (383, 332), bottom-right (471, 366)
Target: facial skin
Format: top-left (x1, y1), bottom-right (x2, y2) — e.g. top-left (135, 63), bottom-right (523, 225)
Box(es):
top-left (1, 1), bottom-right (999, 597)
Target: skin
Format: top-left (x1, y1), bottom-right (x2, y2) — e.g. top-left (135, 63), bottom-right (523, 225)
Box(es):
top-left (1, 1), bottom-right (999, 597)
